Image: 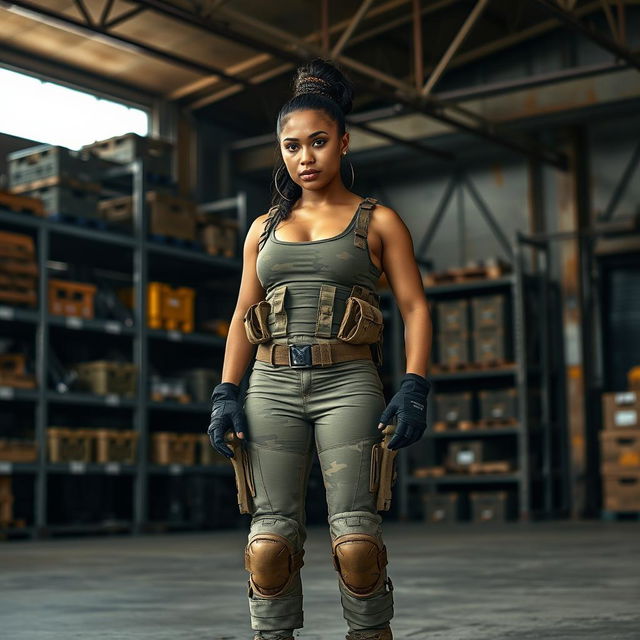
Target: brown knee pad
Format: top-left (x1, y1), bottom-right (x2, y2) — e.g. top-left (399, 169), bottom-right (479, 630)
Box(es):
top-left (245, 532), bottom-right (305, 599)
top-left (331, 533), bottom-right (388, 598)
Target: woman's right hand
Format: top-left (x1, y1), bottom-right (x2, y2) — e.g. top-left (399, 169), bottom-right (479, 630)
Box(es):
top-left (207, 382), bottom-right (248, 458)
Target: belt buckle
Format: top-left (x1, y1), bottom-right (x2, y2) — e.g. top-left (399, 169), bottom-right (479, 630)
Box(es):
top-left (288, 344), bottom-right (313, 368)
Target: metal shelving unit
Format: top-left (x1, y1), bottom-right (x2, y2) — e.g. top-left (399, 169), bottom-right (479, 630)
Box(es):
top-left (386, 232), bottom-right (565, 522)
top-left (0, 160), bottom-right (245, 540)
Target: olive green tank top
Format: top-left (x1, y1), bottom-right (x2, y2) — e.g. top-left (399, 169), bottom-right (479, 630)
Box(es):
top-left (256, 197), bottom-right (382, 344)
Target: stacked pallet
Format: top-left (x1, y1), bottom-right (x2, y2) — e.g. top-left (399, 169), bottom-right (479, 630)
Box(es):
top-left (0, 354), bottom-right (36, 389)
top-left (444, 440), bottom-right (513, 475)
top-left (434, 298), bottom-right (470, 370)
top-left (82, 133), bottom-right (173, 184)
top-left (432, 293), bottom-right (512, 373)
top-left (47, 427), bottom-right (138, 463)
top-left (600, 369), bottom-right (640, 515)
top-left (7, 144), bottom-right (112, 219)
top-left (0, 190), bottom-right (44, 217)
top-left (421, 490), bottom-right (516, 523)
top-left (196, 211), bottom-right (238, 257)
top-left (424, 257), bottom-right (511, 287)
top-left (150, 432), bottom-right (227, 466)
top-left (433, 388), bottom-right (519, 432)
top-left (0, 230), bottom-right (38, 308)
top-left (72, 360), bottom-right (137, 397)
top-left (0, 438), bottom-right (37, 462)
top-left (99, 191), bottom-right (196, 242)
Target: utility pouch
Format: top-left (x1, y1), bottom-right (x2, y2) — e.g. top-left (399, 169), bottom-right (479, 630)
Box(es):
top-left (369, 424), bottom-right (399, 511)
top-left (224, 432), bottom-right (256, 514)
top-left (336, 296), bottom-right (384, 345)
top-left (243, 300), bottom-right (272, 344)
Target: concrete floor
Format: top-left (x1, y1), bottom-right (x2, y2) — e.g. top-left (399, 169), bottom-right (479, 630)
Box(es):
top-left (1, 520), bottom-right (639, 640)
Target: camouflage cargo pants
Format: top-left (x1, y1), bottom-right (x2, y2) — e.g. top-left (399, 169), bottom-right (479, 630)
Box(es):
top-left (241, 356), bottom-right (394, 637)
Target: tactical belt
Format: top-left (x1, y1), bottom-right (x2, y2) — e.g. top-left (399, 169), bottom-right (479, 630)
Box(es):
top-left (256, 341), bottom-right (372, 368)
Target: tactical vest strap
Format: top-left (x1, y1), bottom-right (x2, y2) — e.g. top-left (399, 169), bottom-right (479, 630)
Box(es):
top-left (270, 284), bottom-right (288, 337)
top-left (354, 197), bottom-right (378, 250)
top-left (314, 284), bottom-right (336, 338)
top-left (349, 284), bottom-right (380, 308)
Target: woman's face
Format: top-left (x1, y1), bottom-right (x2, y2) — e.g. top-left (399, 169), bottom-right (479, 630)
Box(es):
top-left (279, 109), bottom-right (348, 192)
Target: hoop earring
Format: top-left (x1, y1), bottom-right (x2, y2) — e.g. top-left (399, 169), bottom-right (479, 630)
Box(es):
top-left (342, 155), bottom-right (355, 189)
top-left (274, 165), bottom-right (293, 201)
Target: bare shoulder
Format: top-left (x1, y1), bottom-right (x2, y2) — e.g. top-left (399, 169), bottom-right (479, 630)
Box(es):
top-left (370, 203), bottom-right (410, 238)
top-left (245, 211), bottom-right (273, 241)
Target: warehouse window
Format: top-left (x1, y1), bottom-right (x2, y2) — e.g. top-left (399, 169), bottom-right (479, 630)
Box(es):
top-left (0, 67), bottom-right (149, 150)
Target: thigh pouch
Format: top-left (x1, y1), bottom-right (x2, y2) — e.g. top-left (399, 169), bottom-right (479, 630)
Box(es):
top-left (369, 425), bottom-right (399, 512)
top-left (224, 431), bottom-right (256, 514)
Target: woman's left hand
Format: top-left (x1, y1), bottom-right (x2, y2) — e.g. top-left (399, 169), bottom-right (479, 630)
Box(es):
top-left (377, 373), bottom-right (431, 450)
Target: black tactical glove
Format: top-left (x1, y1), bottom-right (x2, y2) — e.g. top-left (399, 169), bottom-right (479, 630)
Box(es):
top-left (207, 381), bottom-right (247, 458)
top-left (377, 373), bottom-right (431, 450)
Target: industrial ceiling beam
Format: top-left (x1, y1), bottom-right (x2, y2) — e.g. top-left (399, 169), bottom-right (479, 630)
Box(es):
top-left (535, 0), bottom-right (640, 71)
top-left (0, 0), bottom-right (254, 87)
top-left (421, 0), bottom-right (490, 96)
top-left (125, 0), bottom-right (565, 166)
top-left (330, 0), bottom-right (376, 59)
top-left (182, 0), bottom-right (623, 110)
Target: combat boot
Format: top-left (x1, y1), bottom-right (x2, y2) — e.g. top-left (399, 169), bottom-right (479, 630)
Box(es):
top-left (252, 634), bottom-right (294, 640)
top-left (345, 626), bottom-right (392, 640)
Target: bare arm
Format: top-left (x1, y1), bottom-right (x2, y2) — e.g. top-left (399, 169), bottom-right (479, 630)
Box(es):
top-left (375, 206), bottom-right (433, 378)
top-left (220, 214), bottom-right (269, 385)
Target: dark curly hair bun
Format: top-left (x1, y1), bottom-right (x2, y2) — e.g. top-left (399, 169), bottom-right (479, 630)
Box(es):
top-left (292, 57), bottom-right (354, 116)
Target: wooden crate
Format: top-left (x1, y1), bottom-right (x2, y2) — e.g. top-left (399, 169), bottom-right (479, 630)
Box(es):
top-left (600, 430), bottom-right (640, 473)
top-left (469, 491), bottom-right (515, 522)
top-left (0, 438), bottom-right (37, 462)
top-left (94, 429), bottom-right (138, 464)
top-left (150, 375), bottom-right (190, 403)
top-left (602, 470), bottom-right (640, 512)
top-left (471, 294), bottom-right (507, 330)
top-left (48, 279), bottom-right (97, 318)
top-left (151, 432), bottom-right (197, 465)
top-left (47, 427), bottom-right (93, 463)
top-left (478, 388), bottom-right (518, 421)
top-left (8, 144), bottom-right (109, 187)
top-left (0, 230), bottom-right (35, 259)
top-left (12, 177), bottom-right (101, 218)
top-left (413, 466), bottom-right (446, 478)
top-left (197, 218), bottom-right (238, 257)
top-left (424, 258), bottom-right (511, 286)
top-left (73, 361), bottom-right (137, 396)
top-left (183, 368), bottom-right (219, 404)
top-left (472, 327), bottom-right (509, 365)
top-left (445, 440), bottom-right (511, 473)
top-left (434, 392), bottom-right (473, 424)
top-left (82, 134), bottom-right (173, 179)
top-left (0, 256), bottom-right (38, 277)
top-left (0, 476), bottom-right (14, 526)
top-left (0, 189), bottom-right (45, 216)
top-left (436, 299), bottom-right (469, 332)
top-left (446, 440), bottom-right (484, 471)
top-left (99, 191), bottom-right (195, 241)
top-left (436, 330), bottom-right (470, 367)
top-left (602, 391), bottom-right (640, 430)
top-left (0, 272), bottom-right (37, 307)
top-left (422, 492), bottom-right (460, 523)
top-left (0, 353), bottom-right (36, 389)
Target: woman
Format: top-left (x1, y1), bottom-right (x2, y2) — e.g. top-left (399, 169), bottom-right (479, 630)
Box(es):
top-left (208, 57), bottom-right (433, 640)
